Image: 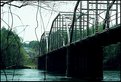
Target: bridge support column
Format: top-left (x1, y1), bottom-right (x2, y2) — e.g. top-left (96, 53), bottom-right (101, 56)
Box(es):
top-left (67, 41), bottom-right (103, 81)
top-left (38, 47), bottom-right (67, 75)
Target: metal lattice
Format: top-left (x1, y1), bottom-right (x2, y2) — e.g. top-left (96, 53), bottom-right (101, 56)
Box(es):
top-left (40, 0), bottom-right (120, 54)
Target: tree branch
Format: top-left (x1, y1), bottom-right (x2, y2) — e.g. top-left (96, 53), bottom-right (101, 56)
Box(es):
top-left (1, 0), bottom-right (14, 7)
top-left (1, 1), bottom-right (28, 8)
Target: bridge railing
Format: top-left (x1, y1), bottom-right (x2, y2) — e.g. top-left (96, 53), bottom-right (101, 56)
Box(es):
top-left (40, 1), bottom-right (120, 54)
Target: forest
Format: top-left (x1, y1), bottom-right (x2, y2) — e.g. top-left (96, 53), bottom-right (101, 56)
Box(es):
top-left (0, 27), bottom-right (39, 69)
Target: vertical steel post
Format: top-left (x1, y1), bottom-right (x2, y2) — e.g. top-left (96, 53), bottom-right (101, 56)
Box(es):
top-left (75, 14), bottom-right (77, 41)
top-left (55, 19), bottom-right (57, 48)
top-left (57, 16), bottom-right (59, 48)
top-left (116, 1), bottom-right (118, 24)
top-left (120, 1), bottom-right (121, 24)
top-left (107, 0), bottom-right (110, 29)
top-left (95, 0), bottom-right (98, 33)
top-left (83, 15), bottom-right (85, 38)
top-left (80, 1), bottom-right (82, 40)
top-left (87, 1), bottom-right (89, 36)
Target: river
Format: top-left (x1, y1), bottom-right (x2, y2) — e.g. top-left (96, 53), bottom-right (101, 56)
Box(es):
top-left (0, 69), bottom-right (120, 81)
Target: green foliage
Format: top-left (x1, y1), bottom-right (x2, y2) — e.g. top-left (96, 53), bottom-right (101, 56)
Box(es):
top-left (29, 41), bottom-right (40, 53)
top-left (103, 42), bottom-right (120, 69)
top-left (22, 41), bottom-right (40, 67)
top-left (0, 27), bottom-right (28, 69)
top-left (22, 42), bottom-right (29, 47)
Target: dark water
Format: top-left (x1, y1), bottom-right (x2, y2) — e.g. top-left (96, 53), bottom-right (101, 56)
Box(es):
top-left (0, 69), bottom-right (120, 81)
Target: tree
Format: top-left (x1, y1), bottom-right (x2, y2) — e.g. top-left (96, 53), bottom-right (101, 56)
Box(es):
top-left (0, 27), bottom-right (28, 69)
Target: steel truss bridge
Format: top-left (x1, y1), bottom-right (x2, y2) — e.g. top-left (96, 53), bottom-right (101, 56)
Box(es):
top-left (38, 0), bottom-right (121, 81)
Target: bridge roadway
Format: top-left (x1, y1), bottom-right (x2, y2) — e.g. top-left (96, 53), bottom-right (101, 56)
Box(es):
top-left (38, 24), bottom-right (121, 81)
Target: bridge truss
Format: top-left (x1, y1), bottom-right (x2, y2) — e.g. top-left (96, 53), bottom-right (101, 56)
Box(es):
top-left (40, 0), bottom-right (120, 54)
top-left (39, 0), bottom-right (121, 81)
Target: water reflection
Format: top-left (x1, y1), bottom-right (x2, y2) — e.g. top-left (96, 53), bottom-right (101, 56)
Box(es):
top-left (103, 71), bottom-right (120, 81)
top-left (1, 69), bottom-right (70, 81)
top-left (1, 69), bottom-right (120, 81)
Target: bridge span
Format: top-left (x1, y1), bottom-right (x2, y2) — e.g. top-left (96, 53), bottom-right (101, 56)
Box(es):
top-left (38, 0), bottom-right (121, 81)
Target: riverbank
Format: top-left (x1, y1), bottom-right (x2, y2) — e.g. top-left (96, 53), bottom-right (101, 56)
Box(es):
top-left (1, 65), bottom-right (31, 69)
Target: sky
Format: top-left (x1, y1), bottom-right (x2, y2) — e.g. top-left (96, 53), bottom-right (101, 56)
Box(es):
top-left (1, 1), bottom-right (120, 42)
top-left (1, 1), bottom-right (76, 42)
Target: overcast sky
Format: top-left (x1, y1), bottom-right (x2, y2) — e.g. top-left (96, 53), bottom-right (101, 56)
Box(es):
top-left (1, 1), bottom-right (76, 42)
